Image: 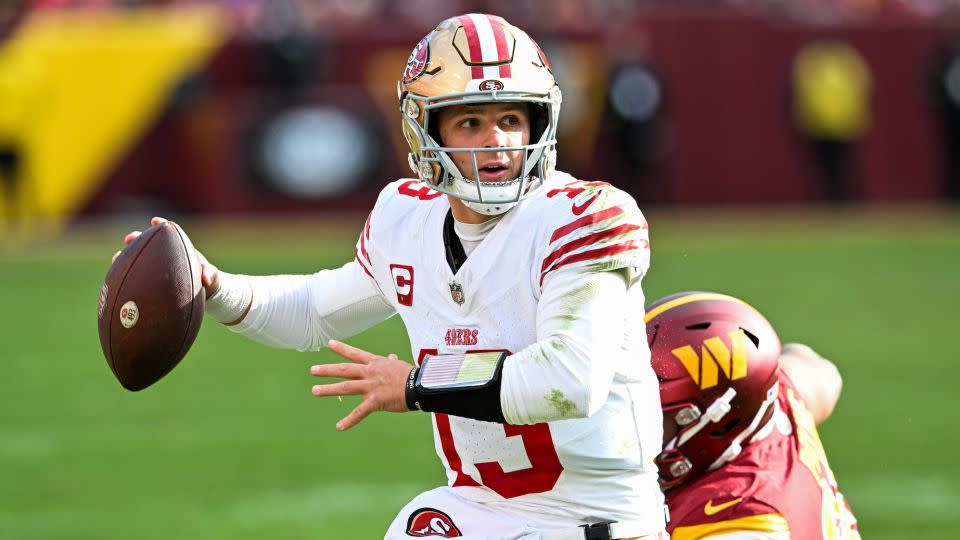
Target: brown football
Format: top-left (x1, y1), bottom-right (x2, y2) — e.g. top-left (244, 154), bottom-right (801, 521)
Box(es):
top-left (97, 221), bottom-right (204, 391)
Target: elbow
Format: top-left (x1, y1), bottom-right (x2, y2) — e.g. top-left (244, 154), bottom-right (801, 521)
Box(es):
top-left (820, 361), bottom-right (843, 422)
top-left (544, 384), bottom-right (605, 421)
top-left (548, 348), bottom-right (616, 420)
top-left (583, 384), bottom-right (608, 418)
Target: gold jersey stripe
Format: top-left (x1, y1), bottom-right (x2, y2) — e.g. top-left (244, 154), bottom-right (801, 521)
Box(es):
top-left (644, 292), bottom-right (755, 324)
top-left (671, 513), bottom-right (790, 540)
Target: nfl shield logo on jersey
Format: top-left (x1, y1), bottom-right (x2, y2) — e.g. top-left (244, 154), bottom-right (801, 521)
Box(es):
top-left (449, 281), bottom-right (465, 305)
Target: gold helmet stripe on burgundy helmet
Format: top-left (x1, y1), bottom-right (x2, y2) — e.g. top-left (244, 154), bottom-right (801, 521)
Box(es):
top-left (644, 292), bottom-right (755, 325)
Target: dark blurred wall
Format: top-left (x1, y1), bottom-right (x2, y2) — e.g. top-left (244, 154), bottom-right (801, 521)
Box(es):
top-left (78, 7), bottom-right (949, 216)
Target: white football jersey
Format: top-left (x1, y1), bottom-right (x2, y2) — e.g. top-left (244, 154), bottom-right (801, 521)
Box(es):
top-left (355, 172), bottom-right (665, 527)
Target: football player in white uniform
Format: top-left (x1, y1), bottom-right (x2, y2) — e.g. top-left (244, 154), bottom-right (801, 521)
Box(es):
top-left (116, 14), bottom-right (666, 540)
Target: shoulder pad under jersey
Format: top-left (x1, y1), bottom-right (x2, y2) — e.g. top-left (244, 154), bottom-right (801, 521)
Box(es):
top-left (532, 178), bottom-right (650, 288)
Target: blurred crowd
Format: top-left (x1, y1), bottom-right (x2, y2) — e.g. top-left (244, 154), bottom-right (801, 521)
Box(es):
top-left (1, 0), bottom-right (960, 237)
top-left (13, 0), bottom-right (960, 33)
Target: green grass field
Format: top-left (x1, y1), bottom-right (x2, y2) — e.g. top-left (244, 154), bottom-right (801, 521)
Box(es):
top-left (1, 207), bottom-right (958, 539)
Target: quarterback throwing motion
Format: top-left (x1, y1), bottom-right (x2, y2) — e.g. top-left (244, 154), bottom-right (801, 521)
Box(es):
top-left (118, 14), bottom-right (666, 540)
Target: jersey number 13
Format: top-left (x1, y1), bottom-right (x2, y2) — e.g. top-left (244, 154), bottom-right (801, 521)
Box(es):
top-left (418, 348), bottom-right (565, 499)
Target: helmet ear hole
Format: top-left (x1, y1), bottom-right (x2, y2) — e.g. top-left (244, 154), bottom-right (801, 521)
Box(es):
top-left (685, 322), bottom-right (711, 330)
top-left (529, 102), bottom-right (548, 143)
top-left (427, 109), bottom-right (443, 146)
top-left (741, 328), bottom-right (761, 348)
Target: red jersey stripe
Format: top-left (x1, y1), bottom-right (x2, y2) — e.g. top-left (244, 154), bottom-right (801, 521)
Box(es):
top-left (541, 223), bottom-right (643, 276)
top-left (487, 14), bottom-right (512, 77)
top-left (435, 413), bottom-right (483, 487)
top-left (457, 15), bottom-right (485, 79)
top-left (355, 249), bottom-right (375, 280)
top-left (539, 240), bottom-right (645, 287)
top-left (359, 213), bottom-right (372, 265)
top-left (549, 206), bottom-right (624, 244)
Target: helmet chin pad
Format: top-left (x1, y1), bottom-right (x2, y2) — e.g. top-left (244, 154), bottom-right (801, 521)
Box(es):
top-left (462, 199), bottom-right (518, 216)
top-left (450, 173), bottom-right (542, 216)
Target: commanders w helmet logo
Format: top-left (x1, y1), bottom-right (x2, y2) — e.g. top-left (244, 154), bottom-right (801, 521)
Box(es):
top-left (671, 329), bottom-right (748, 389)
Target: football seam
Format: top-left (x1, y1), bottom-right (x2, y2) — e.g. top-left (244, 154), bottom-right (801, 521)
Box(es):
top-left (106, 226), bottom-right (165, 382)
top-left (168, 224), bottom-right (201, 374)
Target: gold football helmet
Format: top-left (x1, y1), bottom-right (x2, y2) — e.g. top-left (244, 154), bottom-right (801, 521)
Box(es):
top-left (398, 13), bottom-right (562, 215)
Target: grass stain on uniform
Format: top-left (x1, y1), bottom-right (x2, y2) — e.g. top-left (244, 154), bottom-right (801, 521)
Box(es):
top-left (546, 388), bottom-right (577, 417)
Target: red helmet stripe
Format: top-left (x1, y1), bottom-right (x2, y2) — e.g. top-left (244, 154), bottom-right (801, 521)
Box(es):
top-left (457, 15), bottom-right (485, 79)
top-left (486, 14), bottom-right (512, 78)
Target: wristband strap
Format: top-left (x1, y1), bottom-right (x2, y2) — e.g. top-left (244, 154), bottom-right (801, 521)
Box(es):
top-left (408, 352), bottom-right (507, 423)
top-left (405, 366), bottom-right (421, 411)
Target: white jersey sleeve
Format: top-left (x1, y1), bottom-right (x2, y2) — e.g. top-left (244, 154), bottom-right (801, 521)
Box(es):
top-left (501, 178), bottom-right (651, 424)
top-left (229, 261), bottom-right (396, 351)
top-left (535, 179), bottom-right (650, 290)
top-left (226, 190), bottom-right (398, 351)
top-left (500, 267), bottom-right (629, 424)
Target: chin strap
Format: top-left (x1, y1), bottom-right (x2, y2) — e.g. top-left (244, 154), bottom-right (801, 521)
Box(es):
top-left (707, 381), bottom-right (780, 472)
top-left (665, 387), bottom-right (737, 452)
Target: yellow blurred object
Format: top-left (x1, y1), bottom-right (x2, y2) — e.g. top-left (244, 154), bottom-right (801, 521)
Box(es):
top-left (0, 5), bottom-right (228, 235)
top-left (792, 41), bottom-right (872, 141)
top-left (0, 51), bottom-right (44, 139)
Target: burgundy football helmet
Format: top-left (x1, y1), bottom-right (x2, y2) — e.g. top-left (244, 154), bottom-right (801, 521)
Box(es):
top-left (646, 291), bottom-right (781, 490)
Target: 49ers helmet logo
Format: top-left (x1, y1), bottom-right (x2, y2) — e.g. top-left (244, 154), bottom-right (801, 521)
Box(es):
top-left (406, 508), bottom-right (462, 537)
top-left (479, 79), bottom-right (504, 91)
top-left (403, 38), bottom-right (430, 83)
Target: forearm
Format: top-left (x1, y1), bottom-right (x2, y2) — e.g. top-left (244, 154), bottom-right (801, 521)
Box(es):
top-left (206, 261), bottom-right (396, 351)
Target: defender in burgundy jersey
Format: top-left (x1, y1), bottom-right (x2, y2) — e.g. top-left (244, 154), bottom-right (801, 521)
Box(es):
top-left (646, 292), bottom-right (860, 539)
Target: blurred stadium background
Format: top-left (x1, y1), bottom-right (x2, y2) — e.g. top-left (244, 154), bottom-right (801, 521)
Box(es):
top-left (1, 0), bottom-right (958, 538)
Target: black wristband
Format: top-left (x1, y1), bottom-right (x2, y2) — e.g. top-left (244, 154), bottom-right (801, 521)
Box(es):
top-left (405, 366), bottom-right (421, 411)
top-left (411, 352), bottom-right (507, 423)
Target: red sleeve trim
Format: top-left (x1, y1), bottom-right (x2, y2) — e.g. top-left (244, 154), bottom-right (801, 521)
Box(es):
top-left (355, 248), bottom-right (375, 281)
top-left (359, 212), bottom-right (372, 265)
top-left (541, 223), bottom-right (643, 276)
top-left (549, 206), bottom-right (624, 244)
top-left (539, 240), bottom-right (647, 287)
